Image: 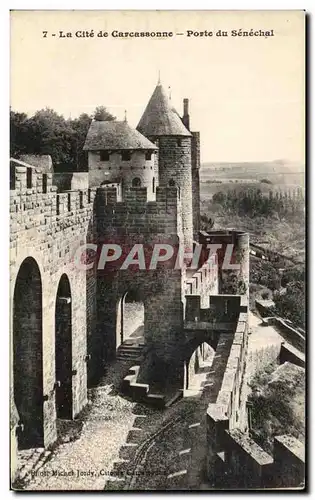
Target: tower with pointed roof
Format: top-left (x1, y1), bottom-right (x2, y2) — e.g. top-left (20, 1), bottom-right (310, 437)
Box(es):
top-left (137, 81), bottom-right (195, 248)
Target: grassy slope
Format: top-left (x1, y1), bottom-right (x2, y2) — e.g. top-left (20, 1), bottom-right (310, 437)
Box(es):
top-left (248, 362), bottom-right (305, 454)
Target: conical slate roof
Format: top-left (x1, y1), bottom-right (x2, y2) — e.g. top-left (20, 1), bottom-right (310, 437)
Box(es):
top-left (137, 84), bottom-right (191, 137)
top-left (83, 120), bottom-right (157, 151)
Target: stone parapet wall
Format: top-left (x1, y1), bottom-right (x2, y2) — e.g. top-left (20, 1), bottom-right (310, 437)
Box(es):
top-left (206, 308), bottom-right (249, 483)
top-left (221, 431), bottom-right (304, 489)
top-left (96, 186), bottom-right (183, 241)
top-left (10, 160), bottom-right (96, 451)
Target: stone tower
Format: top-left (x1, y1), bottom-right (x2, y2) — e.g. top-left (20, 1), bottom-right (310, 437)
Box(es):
top-left (83, 120), bottom-right (157, 200)
top-left (137, 82), bottom-right (194, 248)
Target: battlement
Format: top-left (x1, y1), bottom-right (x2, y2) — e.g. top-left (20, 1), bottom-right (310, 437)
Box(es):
top-left (10, 160), bottom-right (96, 227)
top-left (10, 159), bottom-right (55, 193)
top-left (96, 185), bottom-right (183, 239)
top-left (199, 229), bottom-right (249, 245)
top-left (96, 185), bottom-right (180, 206)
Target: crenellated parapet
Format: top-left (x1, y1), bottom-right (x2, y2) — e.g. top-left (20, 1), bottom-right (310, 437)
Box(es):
top-left (199, 230), bottom-right (250, 297)
top-left (10, 160), bottom-right (96, 234)
top-left (95, 185), bottom-right (183, 241)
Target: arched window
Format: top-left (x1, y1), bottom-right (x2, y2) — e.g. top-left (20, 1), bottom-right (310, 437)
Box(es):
top-left (132, 177), bottom-right (141, 187)
top-left (152, 177), bottom-right (155, 193)
top-left (169, 179), bottom-right (176, 187)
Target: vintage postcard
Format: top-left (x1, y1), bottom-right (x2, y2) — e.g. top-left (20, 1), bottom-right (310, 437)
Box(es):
top-left (10, 10), bottom-right (305, 491)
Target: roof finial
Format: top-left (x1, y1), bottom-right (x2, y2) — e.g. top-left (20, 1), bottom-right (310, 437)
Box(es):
top-left (124, 109), bottom-right (127, 122)
top-left (158, 70), bottom-right (161, 85)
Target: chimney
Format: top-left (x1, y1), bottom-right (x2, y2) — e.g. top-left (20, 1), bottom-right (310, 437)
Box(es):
top-left (182, 98), bottom-right (190, 130)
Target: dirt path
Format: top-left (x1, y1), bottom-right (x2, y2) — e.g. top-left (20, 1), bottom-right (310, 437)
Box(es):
top-left (20, 360), bottom-right (139, 490)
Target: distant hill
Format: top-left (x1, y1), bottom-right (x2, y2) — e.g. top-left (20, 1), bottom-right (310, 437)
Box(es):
top-left (200, 160), bottom-right (305, 187)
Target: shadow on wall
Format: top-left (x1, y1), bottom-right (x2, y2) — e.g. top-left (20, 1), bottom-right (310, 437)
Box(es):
top-left (184, 342), bottom-right (215, 393)
top-left (116, 291), bottom-right (145, 349)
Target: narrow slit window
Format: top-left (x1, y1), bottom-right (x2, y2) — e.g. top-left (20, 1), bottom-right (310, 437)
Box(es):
top-left (26, 168), bottom-right (32, 189)
top-left (42, 174), bottom-right (47, 194)
top-left (122, 151), bottom-right (131, 161)
top-left (67, 193), bottom-right (71, 211)
top-left (100, 151), bottom-right (110, 161)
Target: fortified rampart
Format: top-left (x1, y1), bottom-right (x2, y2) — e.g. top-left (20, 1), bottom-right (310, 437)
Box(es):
top-left (213, 429), bottom-right (305, 489)
top-left (199, 230), bottom-right (250, 296)
top-left (11, 78), bottom-right (304, 490)
top-left (10, 159), bottom-right (97, 450)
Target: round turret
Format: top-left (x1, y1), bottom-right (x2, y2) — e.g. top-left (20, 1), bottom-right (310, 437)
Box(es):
top-left (137, 83), bottom-right (193, 248)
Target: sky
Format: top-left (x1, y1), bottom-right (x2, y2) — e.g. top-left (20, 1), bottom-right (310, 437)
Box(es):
top-left (10, 10), bottom-right (305, 163)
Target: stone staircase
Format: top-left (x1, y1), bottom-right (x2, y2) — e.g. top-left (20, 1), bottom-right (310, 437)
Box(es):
top-left (116, 340), bottom-right (145, 362)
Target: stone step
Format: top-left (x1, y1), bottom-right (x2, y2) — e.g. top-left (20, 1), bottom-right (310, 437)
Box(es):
top-left (118, 346), bottom-right (142, 353)
top-left (116, 344), bottom-right (144, 361)
top-left (117, 355), bottom-right (141, 361)
top-left (117, 351), bottom-right (141, 358)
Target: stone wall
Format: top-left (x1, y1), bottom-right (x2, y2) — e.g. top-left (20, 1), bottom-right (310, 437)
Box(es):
top-left (88, 150), bottom-right (156, 199)
top-left (206, 306), bottom-right (249, 483)
top-left (155, 136), bottom-right (193, 248)
top-left (53, 172), bottom-right (89, 192)
top-left (220, 431), bottom-right (304, 489)
top-left (199, 230), bottom-right (250, 297)
top-left (273, 435), bottom-right (305, 488)
top-left (10, 160), bottom-right (96, 451)
top-left (185, 258), bottom-right (219, 308)
top-left (94, 184), bottom-right (186, 391)
top-left (223, 429), bottom-right (274, 488)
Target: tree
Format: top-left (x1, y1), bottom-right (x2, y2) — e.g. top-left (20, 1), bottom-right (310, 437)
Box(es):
top-left (93, 106), bottom-right (116, 121)
top-left (70, 113), bottom-right (92, 171)
top-left (25, 108), bottom-right (75, 168)
top-left (273, 281), bottom-right (305, 328)
top-left (281, 265), bottom-right (305, 287)
top-left (10, 110), bottom-right (29, 157)
top-left (10, 107), bottom-right (94, 171)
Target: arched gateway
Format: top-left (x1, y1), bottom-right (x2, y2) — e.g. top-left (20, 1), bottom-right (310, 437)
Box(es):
top-left (13, 257), bottom-right (44, 449)
top-left (55, 274), bottom-right (73, 420)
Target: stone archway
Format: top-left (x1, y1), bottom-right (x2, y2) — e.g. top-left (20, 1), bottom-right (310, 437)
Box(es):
top-left (13, 257), bottom-right (44, 449)
top-left (55, 274), bottom-right (73, 420)
top-left (116, 289), bottom-right (144, 349)
top-left (183, 341), bottom-right (216, 394)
